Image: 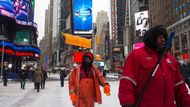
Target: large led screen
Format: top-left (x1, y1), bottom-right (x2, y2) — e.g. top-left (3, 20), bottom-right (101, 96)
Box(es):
top-left (0, 0), bottom-right (15, 18)
top-left (73, 0), bottom-right (93, 34)
top-left (135, 11), bottom-right (149, 36)
top-left (14, 0), bottom-right (30, 21)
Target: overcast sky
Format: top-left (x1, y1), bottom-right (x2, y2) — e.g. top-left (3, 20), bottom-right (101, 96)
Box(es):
top-left (34, 0), bottom-right (110, 41)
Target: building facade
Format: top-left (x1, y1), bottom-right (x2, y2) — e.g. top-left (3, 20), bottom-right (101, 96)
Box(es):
top-left (94, 10), bottom-right (109, 56)
top-left (149, 0), bottom-right (173, 27)
top-left (172, 0), bottom-right (190, 22)
top-left (39, 0), bottom-right (53, 71)
top-left (0, 0), bottom-right (40, 78)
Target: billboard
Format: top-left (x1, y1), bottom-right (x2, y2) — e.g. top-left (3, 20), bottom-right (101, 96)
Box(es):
top-left (73, 0), bottom-right (93, 35)
top-left (14, 0), bottom-right (30, 21)
top-left (0, 0), bottom-right (15, 18)
top-left (135, 11), bottom-right (149, 36)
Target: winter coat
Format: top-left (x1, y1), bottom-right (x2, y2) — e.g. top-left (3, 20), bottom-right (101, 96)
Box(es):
top-left (118, 46), bottom-right (190, 107)
top-left (60, 70), bottom-right (67, 79)
top-left (42, 70), bottom-right (48, 81)
top-left (19, 70), bottom-right (28, 80)
top-left (33, 68), bottom-right (43, 83)
top-left (69, 64), bottom-right (107, 106)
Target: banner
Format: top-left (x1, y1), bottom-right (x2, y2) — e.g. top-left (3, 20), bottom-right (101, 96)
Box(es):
top-left (62, 33), bottom-right (91, 48)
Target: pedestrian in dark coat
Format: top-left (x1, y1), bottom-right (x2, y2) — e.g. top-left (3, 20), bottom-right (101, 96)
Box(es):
top-left (41, 67), bottom-right (48, 89)
top-left (59, 67), bottom-right (67, 87)
top-left (33, 67), bottom-right (43, 92)
top-left (19, 67), bottom-right (28, 89)
top-left (3, 62), bottom-right (9, 86)
top-left (185, 62), bottom-right (190, 88)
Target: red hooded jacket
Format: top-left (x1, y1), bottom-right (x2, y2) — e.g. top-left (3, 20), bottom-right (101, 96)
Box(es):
top-left (118, 47), bottom-right (190, 107)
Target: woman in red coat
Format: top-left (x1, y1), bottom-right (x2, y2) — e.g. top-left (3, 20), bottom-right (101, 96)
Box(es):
top-left (118, 25), bottom-right (190, 107)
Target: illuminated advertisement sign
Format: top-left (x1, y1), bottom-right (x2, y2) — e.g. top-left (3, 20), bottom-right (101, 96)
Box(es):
top-left (73, 0), bottom-right (93, 34)
top-left (135, 11), bottom-right (149, 36)
top-left (14, 0), bottom-right (30, 21)
top-left (0, 41), bottom-right (40, 54)
top-left (0, 0), bottom-right (15, 18)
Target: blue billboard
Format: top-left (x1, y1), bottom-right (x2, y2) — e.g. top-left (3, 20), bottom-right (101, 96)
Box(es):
top-left (0, 0), bottom-right (15, 18)
top-left (14, 0), bottom-right (30, 21)
top-left (73, 0), bottom-right (93, 35)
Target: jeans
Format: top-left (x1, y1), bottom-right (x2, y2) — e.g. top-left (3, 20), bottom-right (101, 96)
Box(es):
top-left (20, 79), bottom-right (26, 89)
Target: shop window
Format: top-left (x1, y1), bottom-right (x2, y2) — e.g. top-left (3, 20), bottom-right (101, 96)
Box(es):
top-left (14, 30), bottom-right (30, 44)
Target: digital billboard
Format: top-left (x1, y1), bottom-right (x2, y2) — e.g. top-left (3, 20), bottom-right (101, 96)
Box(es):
top-left (0, 0), bottom-right (15, 18)
top-left (73, 0), bottom-right (93, 35)
top-left (135, 11), bottom-right (149, 36)
top-left (14, 0), bottom-right (30, 21)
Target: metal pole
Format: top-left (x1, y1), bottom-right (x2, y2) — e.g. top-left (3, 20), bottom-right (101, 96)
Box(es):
top-left (1, 41), bottom-right (4, 78)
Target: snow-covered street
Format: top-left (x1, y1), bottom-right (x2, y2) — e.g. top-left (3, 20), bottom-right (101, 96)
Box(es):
top-left (0, 74), bottom-right (120, 107)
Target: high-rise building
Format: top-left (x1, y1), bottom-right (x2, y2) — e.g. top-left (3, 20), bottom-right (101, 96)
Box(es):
top-left (111, 0), bottom-right (117, 46)
top-left (149, 0), bottom-right (173, 27)
top-left (40, 0), bottom-right (53, 70)
top-left (172, 0), bottom-right (190, 22)
top-left (167, 0), bottom-right (190, 61)
top-left (116, 0), bottom-right (126, 45)
top-left (94, 10), bottom-right (109, 56)
top-left (52, 0), bottom-right (71, 67)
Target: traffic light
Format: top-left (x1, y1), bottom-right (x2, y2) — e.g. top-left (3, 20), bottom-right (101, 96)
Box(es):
top-left (96, 35), bottom-right (100, 45)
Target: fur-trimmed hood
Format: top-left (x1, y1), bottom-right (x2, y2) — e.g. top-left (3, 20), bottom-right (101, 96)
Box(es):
top-left (143, 25), bottom-right (168, 51)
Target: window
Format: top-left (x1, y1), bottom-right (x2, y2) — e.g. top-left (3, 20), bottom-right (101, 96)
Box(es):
top-left (14, 30), bottom-right (30, 44)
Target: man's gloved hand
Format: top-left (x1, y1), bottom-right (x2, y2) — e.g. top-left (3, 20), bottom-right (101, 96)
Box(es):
top-left (104, 84), bottom-right (110, 96)
top-left (69, 93), bottom-right (77, 104)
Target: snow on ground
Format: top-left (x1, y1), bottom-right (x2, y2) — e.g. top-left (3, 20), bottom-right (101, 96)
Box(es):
top-left (0, 74), bottom-right (120, 107)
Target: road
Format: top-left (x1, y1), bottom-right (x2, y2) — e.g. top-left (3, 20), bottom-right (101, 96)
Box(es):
top-left (0, 74), bottom-right (120, 107)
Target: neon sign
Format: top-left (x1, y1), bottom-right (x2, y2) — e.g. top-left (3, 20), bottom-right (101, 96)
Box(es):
top-left (0, 41), bottom-right (40, 54)
top-left (0, 9), bottom-right (14, 18)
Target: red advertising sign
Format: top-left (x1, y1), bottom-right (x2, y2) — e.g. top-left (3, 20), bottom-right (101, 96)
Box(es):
top-left (74, 51), bottom-right (84, 63)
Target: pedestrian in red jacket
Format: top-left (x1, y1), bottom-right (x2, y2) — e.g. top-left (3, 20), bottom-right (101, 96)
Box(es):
top-left (118, 25), bottom-right (190, 107)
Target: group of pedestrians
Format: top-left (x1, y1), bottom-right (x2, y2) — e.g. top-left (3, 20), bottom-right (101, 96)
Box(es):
top-left (1, 24), bottom-right (190, 107)
top-left (176, 52), bottom-right (190, 88)
top-left (67, 25), bottom-right (190, 107)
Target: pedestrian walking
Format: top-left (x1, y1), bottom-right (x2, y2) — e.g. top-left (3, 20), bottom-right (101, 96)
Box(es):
top-left (19, 66), bottom-right (28, 89)
top-left (59, 67), bottom-right (67, 87)
top-left (118, 25), bottom-right (190, 107)
top-left (33, 67), bottom-right (43, 92)
top-left (3, 62), bottom-right (9, 86)
top-left (102, 69), bottom-right (107, 78)
top-left (68, 52), bottom-right (111, 107)
top-left (41, 67), bottom-right (48, 89)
